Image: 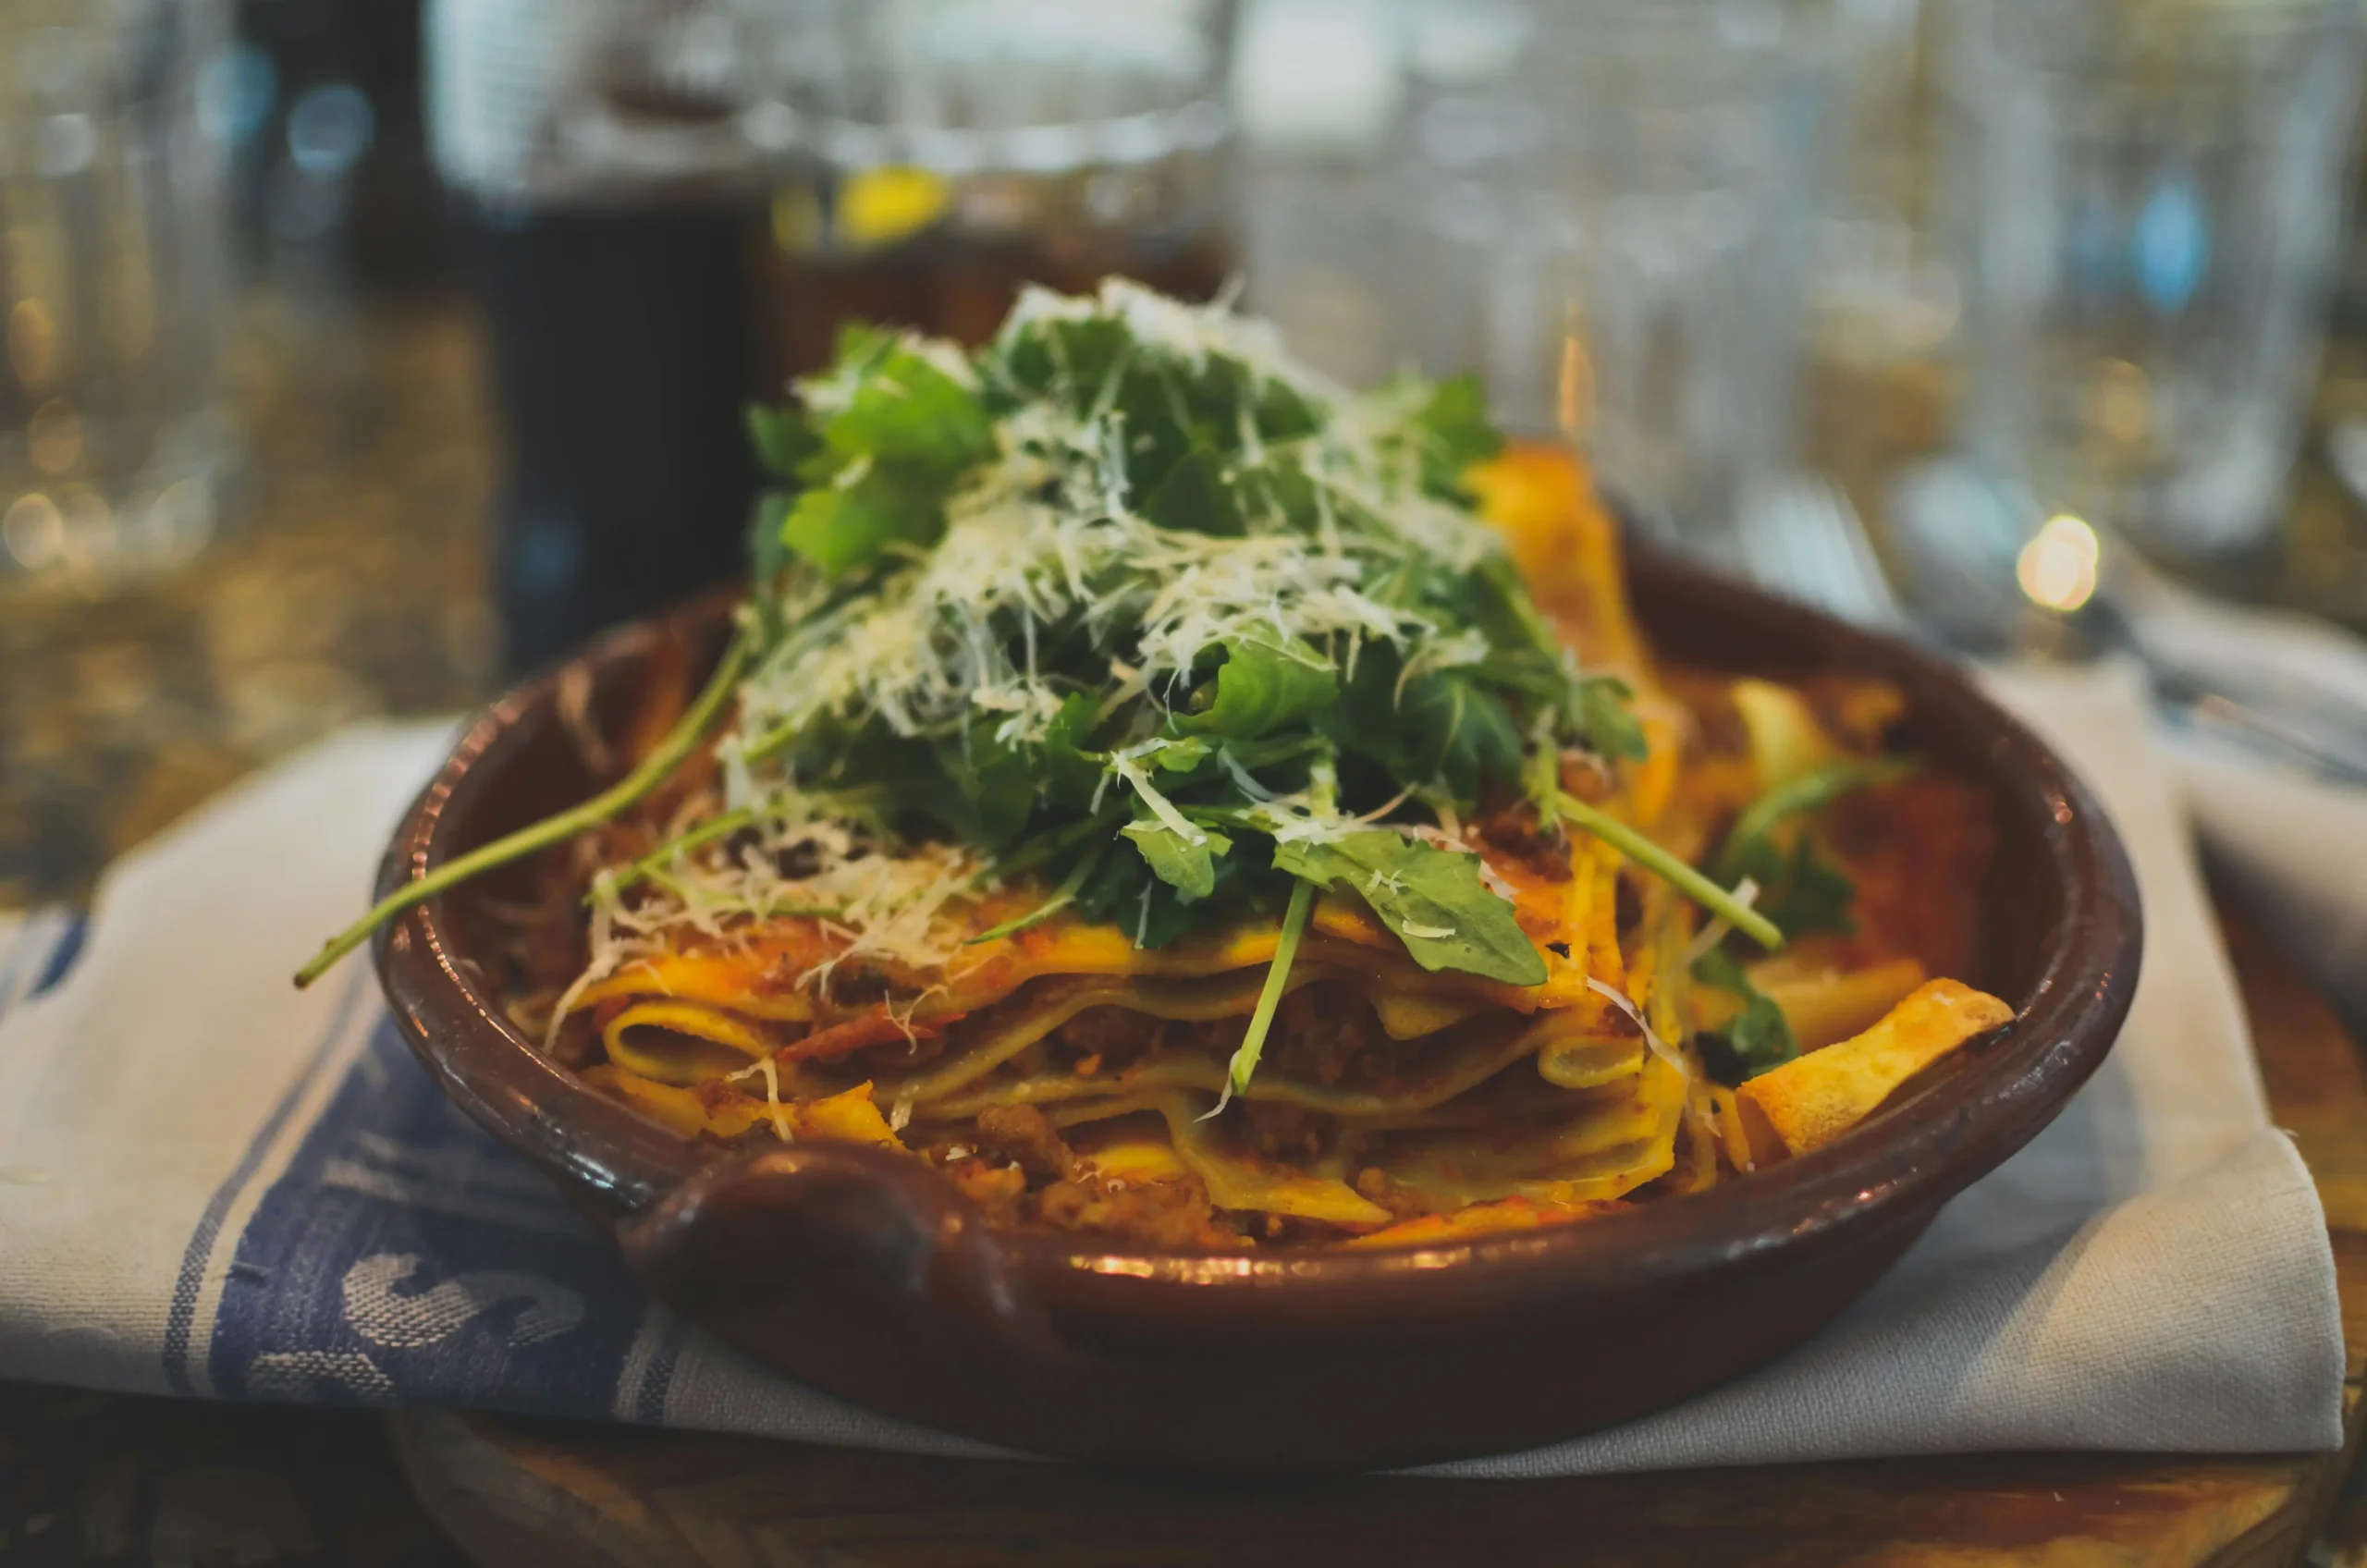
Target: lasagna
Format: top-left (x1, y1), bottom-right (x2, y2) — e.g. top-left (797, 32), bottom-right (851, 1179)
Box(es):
top-left (313, 280), bottom-right (2011, 1249)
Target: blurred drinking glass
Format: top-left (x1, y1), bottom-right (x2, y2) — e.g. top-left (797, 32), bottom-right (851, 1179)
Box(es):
top-left (1389, 0), bottom-right (1836, 551)
top-left (0, 0), bottom-right (238, 585)
top-left (1799, 1), bottom-right (1964, 529)
top-left (744, 0), bottom-right (1237, 376)
top-left (427, 0), bottom-right (1238, 672)
top-left (1945, 0), bottom-right (2367, 563)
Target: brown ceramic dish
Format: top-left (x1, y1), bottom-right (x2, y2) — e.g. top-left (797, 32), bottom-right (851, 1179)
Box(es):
top-left (374, 545), bottom-right (2141, 1474)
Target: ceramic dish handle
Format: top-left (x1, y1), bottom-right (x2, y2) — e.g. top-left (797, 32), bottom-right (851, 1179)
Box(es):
top-left (618, 1142), bottom-right (1082, 1408)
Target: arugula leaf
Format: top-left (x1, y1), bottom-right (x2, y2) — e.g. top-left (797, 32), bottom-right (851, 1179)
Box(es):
top-left (830, 319), bottom-right (896, 368)
top-left (1131, 736), bottom-right (1212, 773)
top-left (990, 314), bottom-right (1132, 413)
top-left (1575, 675), bottom-right (1650, 763)
top-left (746, 491), bottom-right (792, 593)
top-left (1272, 830), bottom-right (1545, 986)
top-left (1708, 756), bottom-right (1913, 939)
top-left (1410, 374), bottom-right (1502, 498)
top-left (767, 327), bottom-right (998, 578)
top-left (934, 717), bottom-right (1036, 849)
top-left (1464, 556), bottom-right (1560, 657)
top-left (1713, 757), bottom-right (1917, 884)
top-left (779, 460), bottom-right (951, 578)
top-left (1690, 946), bottom-right (1798, 1082)
top-left (820, 345), bottom-right (991, 471)
top-left (1728, 833), bottom-right (1858, 940)
top-left (1325, 647), bottom-right (1525, 803)
top-left (746, 404), bottom-right (820, 480)
top-left (1036, 692), bottom-right (1107, 808)
top-left (1137, 436), bottom-right (1245, 536)
top-left (1179, 638), bottom-right (1339, 741)
top-left (1235, 452), bottom-right (1320, 536)
top-left (1401, 670), bottom-right (1525, 801)
top-left (1122, 820), bottom-right (1233, 900)
top-left (1074, 844), bottom-right (1210, 949)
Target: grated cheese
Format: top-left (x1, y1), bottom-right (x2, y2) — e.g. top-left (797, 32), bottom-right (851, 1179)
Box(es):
top-left (730, 281), bottom-right (1508, 766)
top-left (559, 281), bottom-right (1541, 1013)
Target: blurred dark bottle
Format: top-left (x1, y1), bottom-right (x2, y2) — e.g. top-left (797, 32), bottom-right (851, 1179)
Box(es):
top-left (425, 0), bottom-right (1238, 675)
top-left (227, 0), bottom-right (446, 283)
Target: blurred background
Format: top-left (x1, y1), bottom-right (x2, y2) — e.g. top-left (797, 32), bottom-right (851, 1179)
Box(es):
top-left (9, 0), bottom-right (2367, 905)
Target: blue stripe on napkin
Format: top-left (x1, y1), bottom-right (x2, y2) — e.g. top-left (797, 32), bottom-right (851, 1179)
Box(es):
top-left (30, 913), bottom-right (87, 998)
top-left (0, 909), bottom-right (88, 1023)
top-left (164, 967), bottom-right (377, 1396)
top-left (202, 1008), bottom-right (667, 1417)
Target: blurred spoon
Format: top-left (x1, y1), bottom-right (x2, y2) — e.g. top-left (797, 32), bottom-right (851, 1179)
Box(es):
top-left (1884, 456), bottom-right (2367, 789)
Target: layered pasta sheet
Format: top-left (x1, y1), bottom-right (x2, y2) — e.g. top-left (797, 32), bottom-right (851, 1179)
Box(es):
top-left (527, 446), bottom-right (2003, 1249)
top-left (558, 828), bottom-right (1711, 1246)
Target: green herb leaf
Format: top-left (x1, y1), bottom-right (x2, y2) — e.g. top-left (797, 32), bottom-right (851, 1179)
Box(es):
top-left (935, 718), bottom-right (1036, 849)
top-left (1728, 833), bottom-right (1858, 940)
top-left (779, 460), bottom-right (953, 578)
top-left (1272, 830), bottom-right (1545, 986)
top-left (1401, 670), bottom-right (1525, 801)
top-left (1036, 692), bottom-right (1107, 807)
top-left (746, 404), bottom-right (820, 480)
top-left (1137, 436), bottom-right (1246, 536)
top-left (1178, 637), bottom-right (1339, 741)
top-left (1713, 757), bottom-right (1918, 884)
top-left (746, 491), bottom-right (792, 594)
top-left (1408, 374), bottom-right (1502, 498)
top-left (1122, 820), bottom-right (1233, 900)
top-left (1710, 755), bottom-right (1914, 939)
top-left (1074, 846), bottom-right (1208, 949)
top-left (1129, 736), bottom-right (1212, 773)
top-left (1464, 556), bottom-right (1560, 658)
top-left (1576, 675), bottom-right (1650, 763)
top-left (820, 345), bottom-right (992, 471)
top-left (1325, 648), bottom-right (1525, 804)
top-left (1690, 947), bottom-right (1799, 1083)
top-left (989, 314), bottom-right (1133, 413)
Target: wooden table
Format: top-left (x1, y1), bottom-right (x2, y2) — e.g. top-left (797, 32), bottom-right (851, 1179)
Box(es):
top-left (382, 914), bottom-right (2367, 1568)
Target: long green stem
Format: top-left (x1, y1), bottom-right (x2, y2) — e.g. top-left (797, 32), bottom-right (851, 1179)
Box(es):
top-left (963, 845), bottom-right (1106, 946)
top-left (1210, 877), bottom-right (1315, 1112)
top-left (1713, 757), bottom-right (1918, 885)
top-left (293, 629), bottom-right (756, 989)
top-left (1553, 790), bottom-right (1783, 952)
top-left (598, 806), bottom-right (755, 904)
top-left (990, 808), bottom-right (1123, 878)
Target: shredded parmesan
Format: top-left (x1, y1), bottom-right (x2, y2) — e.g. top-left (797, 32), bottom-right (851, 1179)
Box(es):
top-left (1111, 753), bottom-right (1207, 846)
top-left (756, 1057), bottom-right (791, 1142)
top-left (1588, 976), bottom-right (1691, 1089)
top-left (729, 280), bottom-right (1507, 768)
top-left (1681, 878), bottom-right (1762, 969)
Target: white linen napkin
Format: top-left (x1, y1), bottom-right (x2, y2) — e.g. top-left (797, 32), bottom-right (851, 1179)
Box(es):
top-left (2175, 737), bottom-right (2367, 1028)
top-left (0, 665), bottom-right (2341, 1471)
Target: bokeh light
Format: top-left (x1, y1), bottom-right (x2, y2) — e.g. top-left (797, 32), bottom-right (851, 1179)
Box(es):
top-left (2016, 513), bottom-right (2103, 613)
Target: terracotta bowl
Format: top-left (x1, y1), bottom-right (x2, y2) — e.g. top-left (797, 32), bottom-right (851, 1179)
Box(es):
top-left (374, 546), bottom-right (2141, 1473)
